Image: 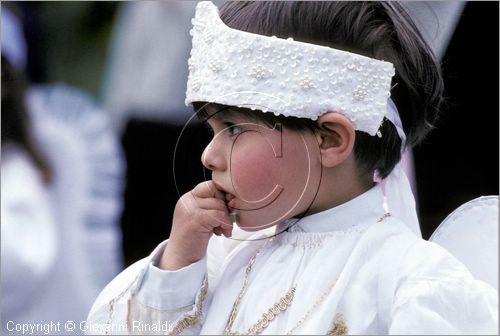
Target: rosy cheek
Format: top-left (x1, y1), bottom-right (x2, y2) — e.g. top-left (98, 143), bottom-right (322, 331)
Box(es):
top-left (229, 136), bottom-right (282, 204)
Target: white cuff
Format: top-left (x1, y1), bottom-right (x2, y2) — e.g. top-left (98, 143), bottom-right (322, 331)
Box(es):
top-left (135, 242), bottom-right (207, 310)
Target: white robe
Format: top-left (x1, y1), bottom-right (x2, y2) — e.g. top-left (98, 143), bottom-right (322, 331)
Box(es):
top-left (87, 185), bottom-right (498, 335)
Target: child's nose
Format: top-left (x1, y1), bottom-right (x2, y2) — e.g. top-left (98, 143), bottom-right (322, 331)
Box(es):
top-left (201, 140), bottom-right (226, 171)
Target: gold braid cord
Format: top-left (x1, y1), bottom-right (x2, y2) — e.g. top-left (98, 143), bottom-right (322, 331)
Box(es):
top-left (234, 286), bottom-right (297, 335)
top-left (169, 276), bottom-right (209, 335)
top-left (326, 313), bottom-right (348, 335)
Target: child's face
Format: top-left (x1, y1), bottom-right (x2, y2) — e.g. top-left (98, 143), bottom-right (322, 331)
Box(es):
top-left (202, 107), bottom-right (322, 231)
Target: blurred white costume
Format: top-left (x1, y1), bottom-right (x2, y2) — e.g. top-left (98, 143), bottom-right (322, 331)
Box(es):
top-left (1, 83), bottom-right (125, 334)
top-left (1, 144), bottom-right (57, 321)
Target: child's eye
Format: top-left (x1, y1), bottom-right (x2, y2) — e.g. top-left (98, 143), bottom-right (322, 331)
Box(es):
top-left (224, 122), bottom-right (242, 136)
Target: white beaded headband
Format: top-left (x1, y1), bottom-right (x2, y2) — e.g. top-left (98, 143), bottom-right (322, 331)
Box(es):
top-left (185, 1), bottom-right (396, 136)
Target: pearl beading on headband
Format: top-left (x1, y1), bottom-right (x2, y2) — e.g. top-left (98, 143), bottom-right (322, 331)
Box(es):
top-left (185, 1), bottom-right (396, 136)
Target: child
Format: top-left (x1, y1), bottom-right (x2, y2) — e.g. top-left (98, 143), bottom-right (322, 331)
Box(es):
top-left (87, 2), bottom-right (497, 334)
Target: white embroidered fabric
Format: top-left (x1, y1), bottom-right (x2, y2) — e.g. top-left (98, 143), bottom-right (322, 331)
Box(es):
top-left (185, 1), bottom-right (395, 136)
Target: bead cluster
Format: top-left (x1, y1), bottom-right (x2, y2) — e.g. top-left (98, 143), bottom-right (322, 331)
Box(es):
top-left (185, 1), bottom-right (395, 136)
top-left (249, 65), bottom-right (273, 80)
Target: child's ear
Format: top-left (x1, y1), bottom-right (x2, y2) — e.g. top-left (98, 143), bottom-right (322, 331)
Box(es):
top-left (315, 112), bottom-right (356, 167)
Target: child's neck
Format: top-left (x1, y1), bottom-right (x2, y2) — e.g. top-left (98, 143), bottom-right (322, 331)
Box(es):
top-left (306, 164), bottom-right (375, 216)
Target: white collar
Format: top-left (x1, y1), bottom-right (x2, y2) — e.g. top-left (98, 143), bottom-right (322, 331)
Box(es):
top-left (279, 184), bottom-right (386, 234)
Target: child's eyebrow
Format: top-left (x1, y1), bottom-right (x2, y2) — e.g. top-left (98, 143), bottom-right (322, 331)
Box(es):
top-left (205, 106), bottom-right (243, 122)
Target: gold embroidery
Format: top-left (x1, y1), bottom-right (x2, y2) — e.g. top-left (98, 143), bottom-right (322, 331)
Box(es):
top-left (326, 313), bottom-right (348, 335)
top-left (169, 276), bottom-right (209, 335)
top-left (225, 239), bottom-right (275, 335)
top-left (227, 213), bottom-right (389, 335)
top-left (243, 286), bottom-right (296, 335)
top-left (111, 272), bottom-right (142, 335)
top-left (285, 279), bottom-right (337, 335)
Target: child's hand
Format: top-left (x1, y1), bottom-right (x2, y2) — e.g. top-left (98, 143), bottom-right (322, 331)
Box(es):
top-left (159, 180), bottom-right (233, 271)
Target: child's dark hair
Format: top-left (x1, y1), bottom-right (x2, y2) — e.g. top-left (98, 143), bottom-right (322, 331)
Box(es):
top-left (195, 1), bottom-right (444, 179)
top-left (1, 55), bottom-right (52, 183)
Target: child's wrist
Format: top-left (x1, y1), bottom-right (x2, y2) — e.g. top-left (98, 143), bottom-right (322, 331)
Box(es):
top-left (159, 245), bottom-right (201, 271)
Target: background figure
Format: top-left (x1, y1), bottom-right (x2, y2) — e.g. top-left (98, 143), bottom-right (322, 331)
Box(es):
top-left (27, 83), bottom-right (125, 307)
top-left (1, 5), bottom-right (124, 333)
top-left (1, 54), bottom-right (57, 332)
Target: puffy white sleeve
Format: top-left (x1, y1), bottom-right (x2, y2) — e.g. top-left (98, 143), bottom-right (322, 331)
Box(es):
top-left (127, 240), bottom-right (209, 335)
top-left (86, 240), bottom-right (209, 335)
top-left (86, 230), bottom-right (243, 335)
top-left (388, 240), bottom-right (498, 335)
top-left (86, 225), bottom-right (271, 335)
